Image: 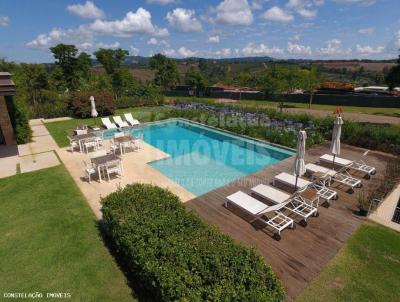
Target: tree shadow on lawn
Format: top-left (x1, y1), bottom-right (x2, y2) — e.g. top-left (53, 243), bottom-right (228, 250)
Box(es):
top-left (96, 220), bottom-right (157, 302)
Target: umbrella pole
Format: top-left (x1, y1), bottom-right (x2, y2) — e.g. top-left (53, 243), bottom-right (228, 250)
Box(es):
top-left (332, 155), bottom-right (336, 170)
top-left (294, 175), bottom-right (299, 193)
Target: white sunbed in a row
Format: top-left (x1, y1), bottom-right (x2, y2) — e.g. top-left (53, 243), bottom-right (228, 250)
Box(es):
top-left (273, 172), bottom-right (338, 205)
top-left (305, 164), bottom-right (362, 193)
top-left (101, 114), bottom-right (141, 130)
top-left (251, 184), bottom-right (318, 227)
top-left (320, 151), bottom-right (376, 177)
top-left (226, 191), bottom-right (295, 241)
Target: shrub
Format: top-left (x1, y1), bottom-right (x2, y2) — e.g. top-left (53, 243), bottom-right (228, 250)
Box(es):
top-left (101, 184), bottom-right (285, 302)
top-left (71, 91), bottom-right (116, 118)
top-left (6, 95), bottom-right (32, 144)
top-left (30, 90), bottom-right (71, 119)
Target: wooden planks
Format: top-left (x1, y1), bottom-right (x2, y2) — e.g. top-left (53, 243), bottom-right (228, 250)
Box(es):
top-left (185, 142), bottom-right (393, 301)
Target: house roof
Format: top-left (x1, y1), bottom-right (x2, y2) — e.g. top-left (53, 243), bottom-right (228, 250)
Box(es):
top-left (0, 72), bottom-right (16, 96)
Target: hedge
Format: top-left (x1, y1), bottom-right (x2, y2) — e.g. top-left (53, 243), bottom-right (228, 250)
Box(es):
top-left (101, 184), bottom-right (285, 302)
top-left (6, 95), bottom-right (32, 144)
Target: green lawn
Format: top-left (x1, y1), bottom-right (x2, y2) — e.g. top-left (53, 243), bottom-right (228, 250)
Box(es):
top-left (0, 166), bottom-right (136, 302)
top-left (296, 223), bottom-right (400, 302)
top-left (45, 107), bottom-right (171, 148)
top-left (167, 96), bottom-right (400, 117)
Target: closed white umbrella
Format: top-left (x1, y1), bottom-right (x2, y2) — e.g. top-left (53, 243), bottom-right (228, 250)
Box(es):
top-left (294, 130), bottom-right (307, 190)
top-left (90, 96), bottom-right (98, 118)
top-left (330, 115), bottom-right (344, 168)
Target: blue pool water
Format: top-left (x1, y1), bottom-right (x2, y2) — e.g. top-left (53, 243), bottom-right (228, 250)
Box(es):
top-left (104, 120), bottom-right (294, 196)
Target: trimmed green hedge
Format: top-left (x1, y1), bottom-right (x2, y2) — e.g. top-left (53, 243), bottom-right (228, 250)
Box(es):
top-left (6, 95), bottom-right (32, 144)
top-left (101, 184), bottom-right (285, 302)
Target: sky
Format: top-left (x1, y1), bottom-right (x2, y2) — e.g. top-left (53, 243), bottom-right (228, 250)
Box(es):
top-left (0, 0), bottom-right (399, 63)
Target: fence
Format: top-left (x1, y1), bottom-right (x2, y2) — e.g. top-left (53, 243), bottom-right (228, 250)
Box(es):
top-left (166, 90), bottom-right (400, 108)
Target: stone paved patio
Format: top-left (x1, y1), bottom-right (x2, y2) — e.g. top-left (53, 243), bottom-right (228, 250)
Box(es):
top-left (0, 119), bottom-right (60, 179)
top-left (57, 139), bottom-right (196, 219)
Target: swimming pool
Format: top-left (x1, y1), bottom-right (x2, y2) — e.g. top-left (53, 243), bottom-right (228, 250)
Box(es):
top-left (104, 119), bottom-right (294, 196)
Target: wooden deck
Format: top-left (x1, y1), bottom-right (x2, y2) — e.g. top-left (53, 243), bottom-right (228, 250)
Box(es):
top-left (185, 142), bottom-right (394, 301)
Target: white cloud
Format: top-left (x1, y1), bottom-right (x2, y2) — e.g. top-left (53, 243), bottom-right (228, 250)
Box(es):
top-left (216, 0), bottom-right (253, 26)
top-left (332, 0), bottom-right (375, 5)
top-left (386, 30), bottom-right (400, 54)
top-left (287, 42), bottom-right (312, 55)
top-left (251, 0), bottom-right (265, 10)
top-left (130, 46), bottom-right (140, 56)
top-left (96, 41), bottom-right (120, 49)
top-left (147, 37), bottom-right (158, 45)
top-left (0, 16), bottom-right (9, 27)
top-left (90, 8), bottom-right (168, 37)
top-left (263, 6), bottom-right (294, 22)
top-left (242, 43), bottom-right (284, 56)
top-left (166, 8), bottom-right (202, 32)
top-left (317, 39), bottom-right (352, 56)
top-left (356, 44), bottom-right (384, 55)
top-left (163, 49), bottom-right (176, 57)
top-left (215, 48), bottom-right (232, 57)
top-left (147, 0), bottom-right (176, 4)
top-left (178, 46), bottom-right (198, 57)
top-left (208, 35), bottom-right (220, 43)
top-left (27, 26), bottom-right (95, 49)
top-left (358, 27), bottom-right (374, 35)
top-left (298, 8), bottom-right (317, 18)
top-left (67, 1), bottom-right (105, 20)
top-left (286, 0), bottom-right (318, 19)
top-left (147, 37), bottom-right (169, 46)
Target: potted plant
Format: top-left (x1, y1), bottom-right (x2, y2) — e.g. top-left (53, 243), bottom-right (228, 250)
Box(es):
top-left (356, 190), bottom-right (369, 217)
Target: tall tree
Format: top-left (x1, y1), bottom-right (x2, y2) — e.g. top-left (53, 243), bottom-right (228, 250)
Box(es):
top-left (185, 67), bottom-right (206, 95)
top-left (149, 54), bottom-right (180, 91)
top-left (20, 64), bottom-right (49, 104)
top-left (94, 48), bottom-right (129, 98)
top-left (49, 44), bottom-right (91, 90)
top-left (302, 66), bottom-right (320, 109)
top-left (386, 54), bottom-right (400, 90)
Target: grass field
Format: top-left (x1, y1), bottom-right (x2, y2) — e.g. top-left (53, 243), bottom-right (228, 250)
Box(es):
top-left (296, 223), bottom-right (400, 302)
top-left (167, 96), bottom-right (400, 117)
top-left (0, 166), bottom-right (136, 302)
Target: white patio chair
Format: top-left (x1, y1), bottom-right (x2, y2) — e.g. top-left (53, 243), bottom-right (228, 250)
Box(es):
top-left (124, 113), bottom-right (140, 126)
top-left (274, 171), bottom-right (338, 204)
top-left (251, 184), bottom-right (318, 226)
top-left (83, 138), bottom-right (97, 153)
top-left (320, 151), bottom-right (376, 177)
top-left (225, 191), bottom-right (295, 241)
top-left (305, 164), bottom-right (362, 193)
top-left (75, 129), bottom-right (87, 135)
top-left (101, 117), bottom-right (117, 129)
top-left (67, 136), bottom-right (79, 153)
top-left (84, 160), bottom-right (97, 183)
top-left (113, 116), bottom-right (129, 128)
top-left (105, 159), bottom-right (122, 181)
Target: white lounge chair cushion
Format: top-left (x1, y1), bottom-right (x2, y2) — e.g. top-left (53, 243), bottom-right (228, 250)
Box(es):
top-left (274, 172), bottom-right (311, 189)
top-left (101, 118), bottom-right (117, 129)
top-left (320, 154), bottom-right (352, 166)
top-left (226, 191), bottom-right (283, 215)
top-left (113, 116), bottom-right (129, 127)
top-left (305, 163), bottom-right (336, 177)
top-left (251, 184), bottom-right (290, 204)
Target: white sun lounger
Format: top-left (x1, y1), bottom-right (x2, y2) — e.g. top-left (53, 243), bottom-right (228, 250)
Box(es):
top-left (225, 191), bottom-right (294, 240)
top-left (320, 151), bottom-right (376, 176)
top-left (124, 113), bottom-right (140, 126)
top-left (273, 172), bottom-right (338, 204)
top-left (113, 116), bottom-right (129, 128)
top-left (305, 163), bottom-right (362, 192)
top-left (251, 184), bottom-right (318, 226)
top-left (101, 117), bottom-right (117, 129)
